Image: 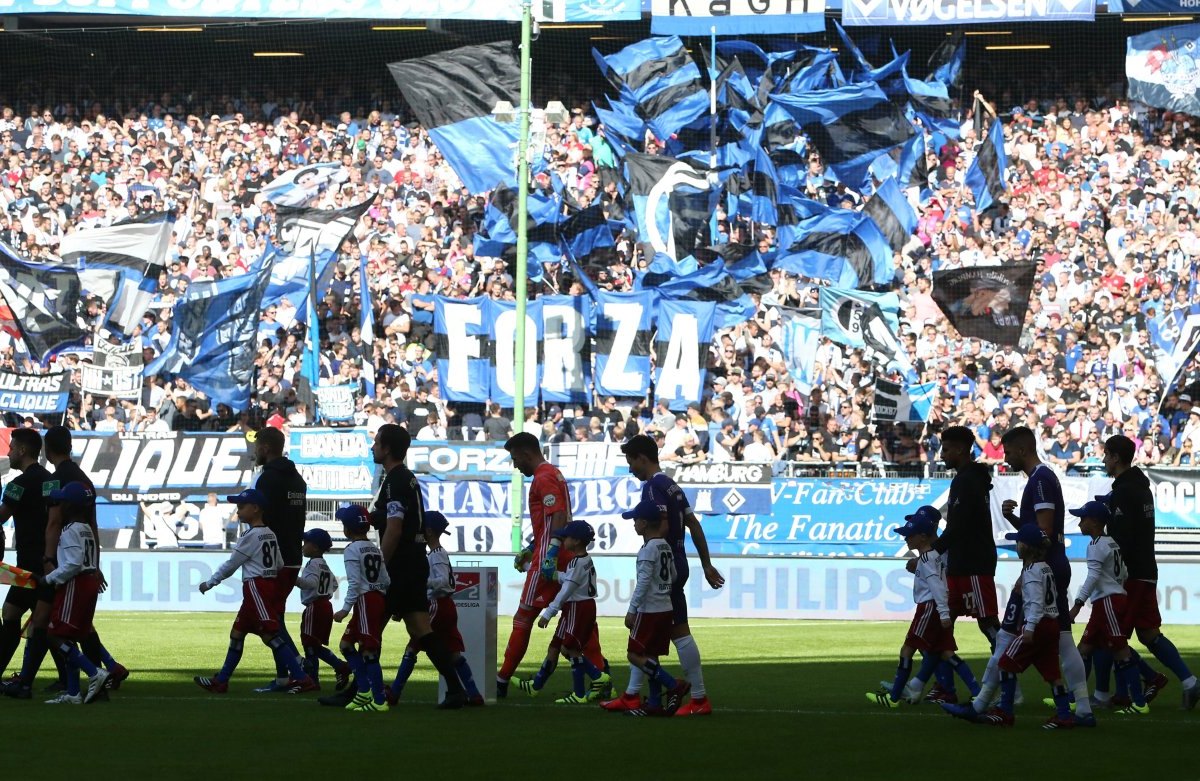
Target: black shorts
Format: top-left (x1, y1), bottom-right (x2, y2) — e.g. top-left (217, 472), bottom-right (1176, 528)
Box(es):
top-left (386, 576), bottom-right (429, 619)
top-left (4, 579), bottom-right (51, 613)
top-left (671, 568), bottom-right (689, 625)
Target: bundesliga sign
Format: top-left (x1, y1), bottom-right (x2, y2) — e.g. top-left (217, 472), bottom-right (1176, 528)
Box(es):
top-left (842, 0), bottom-right (1094, 24)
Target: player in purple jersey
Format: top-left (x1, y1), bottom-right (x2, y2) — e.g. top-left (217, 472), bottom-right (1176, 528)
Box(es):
top-left (607, 435), bottom-right (724, 716)
top-left (998, 427), bottom-right (1095, 727)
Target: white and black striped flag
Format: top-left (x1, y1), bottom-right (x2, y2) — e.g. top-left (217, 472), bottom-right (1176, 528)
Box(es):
top-left (59, 212), bottom-right (174, 337)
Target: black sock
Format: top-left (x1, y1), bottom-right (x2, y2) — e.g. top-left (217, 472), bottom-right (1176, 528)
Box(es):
top-left (418, 633), bottom-right (464, 695)
top-left (21, 627), bottom-right (49, 685)
top-left (0, 618), bottom-right (22, 673)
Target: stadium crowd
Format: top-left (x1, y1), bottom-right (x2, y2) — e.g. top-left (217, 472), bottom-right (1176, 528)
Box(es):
top-left (0, 76), bottom-right (1198, 475)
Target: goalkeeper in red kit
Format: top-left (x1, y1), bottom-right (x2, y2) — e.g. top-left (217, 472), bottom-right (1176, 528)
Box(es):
top-left (496, 433), bottom-right (608, 699)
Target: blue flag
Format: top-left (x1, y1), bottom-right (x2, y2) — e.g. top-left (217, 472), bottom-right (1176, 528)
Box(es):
top-left (594, 37), bottom-right (709, 141)
top-left (388, 43), bottom-right (521, 195)
top-left (266, 200), bottom-right (373, 322)
top-left (624, 152), bottom-right (715, 268)
top-left (359, 258), bottom-right (375, 400)
top-left (485, 298), bottom-right (544, 410)
top-left (818, 287), bottom-right (902, 351)
top-left (1127, 23), bottom-right (1200, 117)
top-left (965, 119), bottom-right (1008, 214)
top-left (654, 299), bottom-right (717, 411)
top-left (770, 82), bottom-right (915, 192)
top-left (774, 209), bottom-right (893, 289)
top-left (301, 251), bottom-right (320, 388)
top-left (862, 177), bottom-right (917, 253)
top-left (647, 260), bottom-right (755, 329)
top-left (778, 308), bottom-right (822, 394)
top-left (927, 31), bottom-right (965, 90)
top-left (541, 295), bottom-right (593, 405)
top-left (146, 250), bottom-right (276, 411)
top-left (472, 186), bottom-right (563, 281)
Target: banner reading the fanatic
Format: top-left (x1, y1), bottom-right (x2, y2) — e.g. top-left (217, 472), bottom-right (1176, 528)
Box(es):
top-left (842, 0), bottom-right (1095, 25)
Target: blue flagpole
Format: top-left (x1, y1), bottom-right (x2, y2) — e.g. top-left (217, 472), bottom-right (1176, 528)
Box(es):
top-left (303, 250), bottom-right (320, 390)
top-left (359, 257), bottom-right (376, 399)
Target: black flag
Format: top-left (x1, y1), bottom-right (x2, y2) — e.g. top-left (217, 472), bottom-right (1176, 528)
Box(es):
top-left (932, 264), bottom-right (1036, 347)
top-left (0, 242), bottom-right (87, 363)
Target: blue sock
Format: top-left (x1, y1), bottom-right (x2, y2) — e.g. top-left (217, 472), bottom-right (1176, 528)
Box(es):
top-left (272, 623), bottom-right (295, 681)
top-left (578, 657), bottom-right (602, 679)
top-left (648, 678), bottom-right (662, 708)
top-left (98, 644), bottom-right (117, 669)
top-left (1148, 635), bottom-right (1193, 682)
top-left (268, 636), bottom-right (308, 681)
top-left (366, 658), bottom-right (385, 704)
top-left (1131, 649), bottom-right (1160, 683)
top-left (999, 672), bottom-right (1017, 715)
top-left (913, 652), bottom-right (939, 686)
top-left (532, 656), bottom-right (558, 691)
top-left (344, 650), bottom-right (367, 693)
top-left (643, 659), bottom-right (677, 690)
top-left (63, 644), bottom-right (99, 677)
top-left (66, 664), bottom-right (80, 697)
top-left (890, 656), bottom-right (914, 701)
top-left (454, 656), bottom-right (480, 698)
top-left (933, 660), bottom-right (956, 694)
top-left (571, 658), bottom-right (587, 698)
top-left (392, 650), bottom-right (418, 693)
top-left (1116, 658), bottom-right (1146, 707)
top-left (318, 647), bottom-right (346, 673)
top-left (1092, 648), bottom-right (1113, 695)
top-left (217, 642), bottom-right (244, 683)
top-left (1052, 683), bottom-right (1071, 719)
top-left (950, 655), bottom-right (980, 697)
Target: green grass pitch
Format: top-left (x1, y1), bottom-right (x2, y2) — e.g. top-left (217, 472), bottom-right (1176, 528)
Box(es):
top-left (10, 614), bottom-right (1200, 780)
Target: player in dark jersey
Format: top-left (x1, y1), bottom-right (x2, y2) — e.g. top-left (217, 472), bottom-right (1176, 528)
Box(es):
top-left (249, 427), bottom-right (309, 694)
top-left (4, 427), bottom-right (128, 700)
top-left (0, 429), bottom-right (55, 677)
top-left (999, 426), bottom-right (1094, 726)
top-left (926, 425), bottom-right (998, 705)
top-left (370, 424), bottom-right (466, 709)
top-left (611, 434), bottom-right (724, 716)
top-left (1102, 435), bottom-right (1200, 709)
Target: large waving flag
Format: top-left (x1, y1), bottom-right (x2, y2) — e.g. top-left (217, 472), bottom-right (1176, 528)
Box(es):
top-left (898, 131), bottom-right (932, 201)
top-left (266, 200), bottom-right (372, 320)
top-left (819, 287), bottom-right (902, 353)
top-left (146, 249), bottom-right (276, 410)
top-left (927, 30), bottom-right (965, 90)
top-left (59, 211), bottom-right (174, 337)
top-left (0, 243), bottom-right (87, 364)
top-left (774, 209), bottom-right (893, 289)
top-left (770, 82), bottom-right (915, 192)
top-left (1127, 23), bottom-right (1200, 117)
top-left (624, 152), bottom-right (715, 270)
top-left (932, 264), bottom-right (1035, 348)
top-left (965, 119), bottom-right (1008, 214)
top-left (594, 37), bottom-right (709, 141)
top-left (653, 299), bottom-right (717, 411)
top-left (388, 42), bottom-right (521, 195)
top-left (646, 260), bottom-right (755, 328)
top-left (862, 177), bottom-right (917, 253)
top-left (472, 186), bottom-right (563, 280)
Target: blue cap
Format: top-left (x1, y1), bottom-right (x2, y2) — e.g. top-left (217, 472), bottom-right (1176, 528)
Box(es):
top-left (49, 481), bottom-right (95, 505)
top-left (1069, 500), bottom-right (1111, 525)
top-left (336, 504), bottom-right (372, 533)
top-left (226, 488), bottom-right (269, 508)
top-left (302, 528), bottom-right (333, 551)
top-left (553, 520), bottom-right (595, 542)
top-left (621, 500), bottom-right (662, 522)
top-left (423, 511), bottom-right (450, 535)
top-left (894, 506), bottom-right (941, 537)
top-left (1004, 523), bottom-right (1048, 545)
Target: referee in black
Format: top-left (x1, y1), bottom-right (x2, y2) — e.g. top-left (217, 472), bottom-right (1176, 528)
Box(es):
top-left (933, 425), bottom-right (1001, 651)
top-left (0, 429), bottom-right (59, 688)
top-left (1102, 434), bottom-right (1200, 709)
top-left (322, 424), bottom-right (466, 709)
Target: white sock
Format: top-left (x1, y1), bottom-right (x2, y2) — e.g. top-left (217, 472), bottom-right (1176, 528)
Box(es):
top-left (974, 630), bottom-right (1015, 713)
top-left (1059, 632), bottom-right (1092, 717)
top-left (1183, 675), bottom-right (1197, 689)
top-left (626, 665), bottom-right (645, 696)
top-left (672, 635), bottom-right (705, 698)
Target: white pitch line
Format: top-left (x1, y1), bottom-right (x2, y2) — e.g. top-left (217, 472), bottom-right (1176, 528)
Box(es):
top-left (99, 694), bottom-right (1199, 725)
